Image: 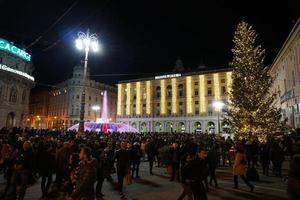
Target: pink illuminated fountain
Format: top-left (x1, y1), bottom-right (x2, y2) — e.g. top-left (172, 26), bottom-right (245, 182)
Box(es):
top-left (68, 90), bottom-right (139, 133)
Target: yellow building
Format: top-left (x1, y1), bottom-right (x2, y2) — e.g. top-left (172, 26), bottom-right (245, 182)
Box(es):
top-left (117, 68), bottom-right (232, 133)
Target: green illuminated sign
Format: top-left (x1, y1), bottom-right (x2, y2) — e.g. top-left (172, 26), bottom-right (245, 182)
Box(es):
top-left (0, 38), bottom-right (31, 61)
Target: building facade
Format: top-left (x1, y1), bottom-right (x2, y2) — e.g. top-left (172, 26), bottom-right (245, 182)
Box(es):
top-left (270, 18), bottom-right (300, 128)
top-left (28, 65), bottom-right (117, 129)
top-left (117, 68), bottom-right (232, 133)
top-left (0, 38), bottom-right (35, 128)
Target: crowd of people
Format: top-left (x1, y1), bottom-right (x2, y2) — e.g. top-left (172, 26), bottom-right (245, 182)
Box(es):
top-left (0, 127), bottom-right (299, 200)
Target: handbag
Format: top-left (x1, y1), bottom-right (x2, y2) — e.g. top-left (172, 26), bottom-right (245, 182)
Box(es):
top-left (126, 171), bottom-right (133, 185)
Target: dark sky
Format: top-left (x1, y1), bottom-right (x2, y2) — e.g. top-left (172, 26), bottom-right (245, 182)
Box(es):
top-left (0, 0), bottom-right (299, 86)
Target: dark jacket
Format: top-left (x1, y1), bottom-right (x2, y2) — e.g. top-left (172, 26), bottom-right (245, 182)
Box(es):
top-left (71, 158), bottom-right (97, 200)
top-left (114, 149), bottom-right (130, 172)
top-left (182, 157), bottom-right (209, 183)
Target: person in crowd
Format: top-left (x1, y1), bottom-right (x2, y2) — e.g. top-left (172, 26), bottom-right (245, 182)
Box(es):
top-left (64, 153), bottom-right (80, 196)
top-left (233, 143), bottom-right (254, 191)
top-left (95, 148), bottom-right (105, 198)
top-left (207, 144), bottom-right (218, 188)
top-left (177, 154), bottom-right (193, 200)
top-left (182, 145), bottom-right (209, 200)
top-left (10, 141), bottom-right (34, 200)
top-left (270, 141), bottom-right (285, 177)
top-left (131, 141), bottom-right (142, 178)
top-left (169, 143), bottom-right (180, 182)
top-left (56, 142), bottom-right (71, 190)
top-left (68, 147), bottom-right (97, 200)
top-left (36, 142), bottom-right (55, 199)
top-left (145, 139), bottom-right (156, 175)
top-left (260, 142), bottom-right (270, 176)
top-left (287, 143), bottom-right (300, 200)
top-left (0, 144), bottom-right (17, 199)
top-left (114, 141), bottom-right (130, 199)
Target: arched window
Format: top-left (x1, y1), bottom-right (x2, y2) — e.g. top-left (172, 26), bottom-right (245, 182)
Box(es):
top-left (156, 86), bottom-right (161, 98)
top-left (9, 87), bottom-right (18, 103)
top-left (167, 85), bottom-right (172, 97)
top-left (21, 90), bottom-right (26, 104)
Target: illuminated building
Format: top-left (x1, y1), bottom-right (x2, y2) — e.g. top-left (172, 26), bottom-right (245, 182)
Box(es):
top-left (269, 17), bottom-right (300, 128)
top-left (0, 38), bottom-right (34, 128)
top-left (117, 65), bottom-right (232, 133)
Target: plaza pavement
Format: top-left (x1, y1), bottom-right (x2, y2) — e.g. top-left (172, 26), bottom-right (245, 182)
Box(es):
top-left (0, 161), bottom-right (289, 200)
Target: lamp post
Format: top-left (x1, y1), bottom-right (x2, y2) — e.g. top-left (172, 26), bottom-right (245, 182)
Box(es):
top-left (213, 101), bottom-right (225, 134)
top-left (75, 30), bottom-right (100, 133)
top-left (91, 105), bottom-right (100, 122)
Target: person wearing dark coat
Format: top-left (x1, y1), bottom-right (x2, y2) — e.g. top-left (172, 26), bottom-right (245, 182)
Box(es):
top-left (260, 143), bottom-right (270, 176)
top-left (56, 142), bottom-right (71, 189)
top-left (169, 143), bottom-right (180, 181)
top-left (145, 139), bottom-right (156, 175)
top-left (131, 142), bottom-right (142, 178)
top-left (287, 144), bottom-right (300, 200)
top-left (182, 146), bottom-right (209, 200)
top-left (270, 142), bottom-right (285, 177)
top-left (207, 145), bottom-right (218, 187)
top-left (114, 142), bottom-right (130, 199)
top-left (36, 142), bottom-right (56, 198)
top-left (95, 149), bottom-right (105, 198)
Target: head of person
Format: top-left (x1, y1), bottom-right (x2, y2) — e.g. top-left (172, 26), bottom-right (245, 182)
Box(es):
top-left (79, 146), bottom-right (92, 161)
top-left (23, 141), bottom-right (32, 151)
top-left (172, 143), bottom-right (178, 149)
top-left (120, 141), bottom-right (127, 150)
top-left (197, 146), bottom-right (208, 160)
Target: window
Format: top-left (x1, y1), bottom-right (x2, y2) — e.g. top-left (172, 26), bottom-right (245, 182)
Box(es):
top-left (179, 90), bottom-right (183, 97)
top-left (195, 110), bottom-right (199, 115)
top-left (194, 81), bottom-right (198, 86)
top-left (9, 87), bottom-right (17, 103)
top-left (195, 91), bottom-right (199, 96)
top-left (207, 80), bottom-right (212, 84)
top-left (76, 95), bottom-right (80, 99)
top-left (133, 104), bottom-right (136, 108)
top-left (157, 103), bottom-right (160, 106)
top-left (208, 88), bottom-right (212, 96)
top-left (221, 86), bottom-right (226, 95)
top-left (167, 91), bottom-right (172, 97)
top-left (168, 102), bottom-right (171, 106)
top-left (21, 90), bottom-right (26, 104)
top-left (143, 104), bottom-right (146, 107)
top-left (195, 101), bottom-right (199, 105)
top-left (96, 97), bottom-right (98, 102)
top-left (168, 109), bottom-right (171, 115)
top-left (89, 96), bottom-right (91, 101)
top-left (180, 109), bottom-right (183, 115)
top-left (221, 79), bottom-right (226, 83)
top-left (292, 71), bottom-right (296, 86)
top-left (179, 102), bottom-right (183, 106)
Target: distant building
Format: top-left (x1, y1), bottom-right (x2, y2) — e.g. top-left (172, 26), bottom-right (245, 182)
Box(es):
top-left (27, 91), bottom-right (51, 129)
top-left (0, 38), bottom-right (35, 128)
top-left (28, 65), bottom-right (117, 129)
top-left (116, 64), bottom-right (232, 133)
top-left (269, 17), bottom-right (300, 128)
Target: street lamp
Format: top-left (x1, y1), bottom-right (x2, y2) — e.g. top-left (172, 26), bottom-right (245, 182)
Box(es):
top-left (213, 101), bottom-right (225, 134)
top-left (75, 30), bottom-right (100, 133)
top-left (91, 105), bottom-right (100, 122)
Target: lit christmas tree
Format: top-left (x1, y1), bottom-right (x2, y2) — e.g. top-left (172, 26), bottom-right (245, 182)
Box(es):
top-left (227, 21), bottom-right (281, 139)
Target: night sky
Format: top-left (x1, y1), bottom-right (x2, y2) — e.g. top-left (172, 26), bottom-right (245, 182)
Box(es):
top-left (0, 0), bottom-right (299, 87)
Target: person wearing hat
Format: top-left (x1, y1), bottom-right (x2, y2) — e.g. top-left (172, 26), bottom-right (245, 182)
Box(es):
top-left (181, 145), bottom-right (209, 200)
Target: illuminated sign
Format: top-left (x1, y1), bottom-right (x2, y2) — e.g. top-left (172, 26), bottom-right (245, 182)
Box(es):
top-left (0, 63), bottom-right (34, 81)
top-left (0, 38), bottom-right (31, 61)
top-left (155, 73), bottom-right (181, 80)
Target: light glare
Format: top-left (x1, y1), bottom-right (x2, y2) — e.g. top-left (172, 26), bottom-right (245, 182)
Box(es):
top-left (76, 39), bottom-right (83, 50)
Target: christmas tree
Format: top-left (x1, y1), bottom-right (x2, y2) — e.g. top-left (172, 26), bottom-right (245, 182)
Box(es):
top-left (227, 21), bottom-right (281, 139)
